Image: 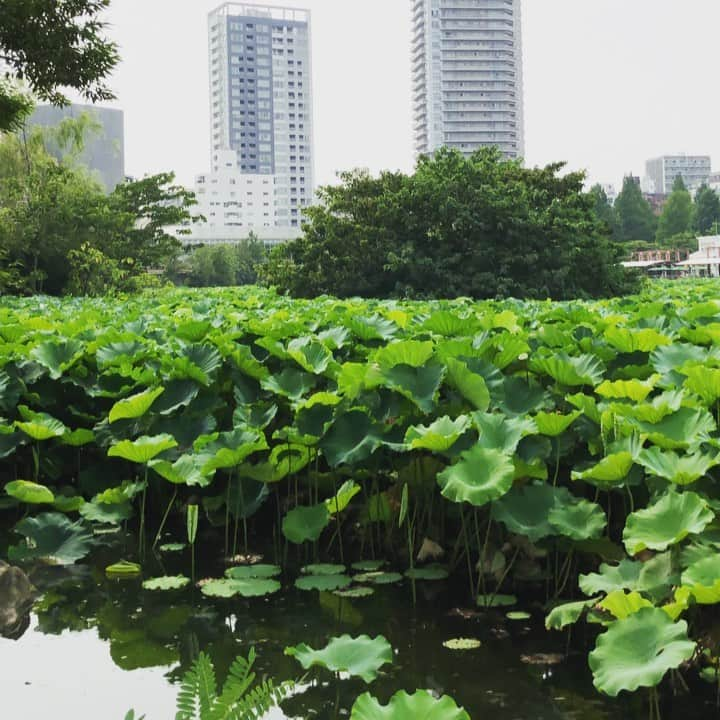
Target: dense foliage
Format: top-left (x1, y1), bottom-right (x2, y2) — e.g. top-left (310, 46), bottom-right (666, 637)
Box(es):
top-left (0, 117), bottom-right (199, 295)
top-left (613, 176), bottom-right (657, 242)
top-left (262, 148), bottom-right (638, 300)
top-left (0, 0), bottom-right (119, 132)
top-left (4, 282), bottom-right (720, 705)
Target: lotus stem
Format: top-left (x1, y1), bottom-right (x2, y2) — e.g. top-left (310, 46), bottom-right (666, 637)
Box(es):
top-left (459, 504), bottom-right (475, 602)
top-left (491, 544), bottom-right (520, 605)
top-left (139, 466), bottom-right (148, 558)
top-left (331, 475), bottom-right (345, 564)
top-left (152, 487), bottom-right (177, 550)
top-left (225, 470), bottom-right (232, 557)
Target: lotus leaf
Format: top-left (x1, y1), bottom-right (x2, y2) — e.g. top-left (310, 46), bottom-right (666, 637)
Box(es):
top-left (80, 500), bottom-right (133, 524)
top-left (106, 560), bottom-right (142, 578)
top-left (108, 387), bottom-right (164, 423)
top-left (198, 428), bottom-right (267, 472)
top-left (200, 578), bottom-right (281, 598)
top-left (595, 377), bottom-right (658, 402)
top-left (302, 563), bottom-right (347, 576)
top-left (350, 690), bottom-right (470, 720)
top-left (471, 412), bottom-right (536, 454)
top-left (507, 611), bottom-right (531, 620)
top-left (30, 338), bottom-right (83, 379)
top-left (579, 560), bottom-right (643, 596)
top-left (287, 336), bottom-right (334, 374)
top-left (285, 633), bottom-right (392, 683)
top-left (282, 503), bottom-right (331, 544)
top-left (295, 574), bottom-right (352, 591)
top-left (354, 571), bottom-right (403, 585)
top-left (631, 407), bottom-right (716, 450)
top-left (261, 367), bottom-right (316, 400)
top-left (545, 598), bottom-right (599, 630)
top-left (588, 608), bottom-right (695, 696)
top-left (477, 593), bottom-right (516, 608)
top-left (623, 490), bottom-right (714, 554)
top-left (142, 575), bottom-right (190, 591)
top-left (444, 358), bottom-right (490, 411)
top-left (159, 543), bottom-right (186, 553)
top-left (225, 564), bottom-right (281, 579)
top-left (325, 480), bottom-right (361, 514)
top-left (599, 590), bottom-right (653, 619)
top-left (320, 411), bottom-right (382, 467)
top-left (5, 480), bottom-right (54, 504)
top-left (533, 411), bottom-right (581, 437)
top-left (530, 352), bottom-right (605, 387)
top-left (637, 447), bottom-right (720, 486)
top-left (351, 560), bottom-right (385, 572)
top-left (15, 407), bottom-right (67, 441)
top-left (437, 446), bottom-right (515, 507)
top-left (380, 362), bottom-right (446, 414)
top-left (443, 638), bottom-right (482, 650)
top-left (571, 452), bottom-right (635, 486)
top-left (9, 512), bottom-right (94, 565)
top-left (373, 340), bottom-right (434, 369)
top-left (605, 326), bottom-right (670, 354)
top-left (149, 454), bottom-right (210, 487)
top-left (404, 415), bottom-right (471, 452)
top-left (547, 498), bottom-right (607, 541)
top-left (62, 428), bottom-right (95, 447)
top-left (108, 434), bottom-right (178, 464)
top-left (681, 555), bottom-right (720, 604)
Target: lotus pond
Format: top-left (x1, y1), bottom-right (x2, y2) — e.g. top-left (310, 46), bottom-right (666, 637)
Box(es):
top-left (4, 283), bottom-right (720, 718)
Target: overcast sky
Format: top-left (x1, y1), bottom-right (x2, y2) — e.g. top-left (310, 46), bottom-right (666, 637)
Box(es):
top-left (95, 0), bottom-right (720, 190)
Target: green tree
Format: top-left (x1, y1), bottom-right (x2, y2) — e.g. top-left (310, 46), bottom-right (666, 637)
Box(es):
top-left (589, 184), bottom-right (619, 238)
top-left (614, 176), bottom-right (657, 241)
top-left (656, 175), bottom-right (693, 243)
top-left (0, 0), bottom-right (119, 131)
top-left (693, 184), bottom-right (720, 235)
top-left (236, 232), bottom-right (267, 285)
top-left (262, 148), bottom-right (639, 300)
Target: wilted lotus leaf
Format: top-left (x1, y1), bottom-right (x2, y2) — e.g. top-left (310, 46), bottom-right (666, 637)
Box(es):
top-left (285, 633), bottom-right (393, 683)
top-left (588, 608), bottom-right (695, 696)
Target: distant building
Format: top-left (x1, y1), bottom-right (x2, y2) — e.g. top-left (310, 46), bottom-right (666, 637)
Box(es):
top-left (27, 104), bottom-right (125, 191)
top-left (645, 155), bottom-right (711, 195)
top-left (678, 235), bottom-right (720, 277)
top-left (643, 193), bottom-right (669, 216)
top-left (601, 183), bottom-right (617, 204)
top-left (622, 248), bottom-right (689, 279)
top-left (411, 0), bottom-right (524, 160)
top-left (208, 2), bottom-right (314, 231)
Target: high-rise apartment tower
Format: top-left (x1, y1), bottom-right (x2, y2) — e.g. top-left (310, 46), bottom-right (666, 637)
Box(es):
top-left (411, 0), bottom-right (524, 160)
top-left (208, 3), bottom-right (314, 229)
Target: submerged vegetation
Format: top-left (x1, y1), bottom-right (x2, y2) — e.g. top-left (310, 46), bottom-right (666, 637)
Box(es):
top-left (4, 281), bottom-right (720, 715)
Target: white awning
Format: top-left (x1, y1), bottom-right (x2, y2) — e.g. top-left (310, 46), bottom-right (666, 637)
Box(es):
top-left (622, 260), bottom-right (667, 268)
top-left (678, 257), bottom-right (720, 266)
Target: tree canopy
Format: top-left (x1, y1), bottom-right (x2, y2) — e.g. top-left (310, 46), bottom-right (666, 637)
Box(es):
top-left (656, 177), bottom-right (693, 243)
top-left (589, 184), bottom-right (620, 238)
top-left (614, 177), bottom-right (657, 242)
top-left (262, 148), bottom-right (639, 300)
top-left (0, 0), bottom-right (119, 131)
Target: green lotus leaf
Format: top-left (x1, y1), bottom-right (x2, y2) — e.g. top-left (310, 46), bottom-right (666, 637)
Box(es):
top-left (301, 563), bottom-right (347, 576)
top-left (444, 358), bottom-right (490, 411)
top-left (96, 340), bottom-right (146, 367)
top-left (110, 630), bottom-right (178, 671)
top-left (530, 352), bottom-right (605, 387)
top-left (346, 314), bottom-right (398, 342)
top-left (471, 412), bottom-right (536, 454)
top-left (108, 387), bottom-right (164, 423)
top-left (149, 454), bottom-right (210, 487)
top-left (422, 310), bottom-right (477, 336)
top-left (442, 638), bottom-right (482, 650)
top-left (106, 560), bottom-right (142, 578)
top-left (158, 543), bottom-right (186, 553)
top-left (61, 428), bottom-right (95, 447)
top-left (681, 555), bottom-right (720, 604)
top-left (622, 390), bottom-right (684, 425)
top-left (350, 690), bottom-right (470, 720)
top-left (499, 376), bottom-right (548, 416)
top-left (150, 380), bottom-right (199, 415)
top-left (507, 611), bottom-right (532, 621)
top-left (320, 411), bottom-right (382, 467)
top-left (567, 392), bottom-right (602, 424)
top-left (637, 447), bottom-right (720, 486)
top-left (198, 428), bottom-right (268, 473)
top-left (325, 480), bottom-right (361, 514)
top-left (605, 327), bottom-right (671, 354)
top-left (261, 367), bottom-right (316, 400)
top-left (335, 586), bottom-right (375, 599)
top-left (437, 446), bottom-right (515, 508)
top-left (533, 411), bottom-right (581, 437)
top-left (5, 480), bottom-right (55, 504)
top-left (15, 406), bottom-right (67, 441)
top-left (380, 362), bottom-right (446, 413)
top-left (94, 480), bottom-right (145, 504)
top-left (588, 608), bottom-right (695, 696)
top-left (80, 500), bottom-right (133, 524)
top-left (52, 495), bottom-right (85, 513)
top-left (336, 362), bottom-right (384, 399)
top-left (623, 490), bottom-right (714, 554)
top-left (142, 575), bottom-right (190, 591)
top-left (684, 366), bottom-right (720, 404)
top-left (200, 578), bottom-right (281, 598)
top-left (491, 483), bottom-right (556, 541)
top-left (545, 597), bottom-right (599, 630)
top-left (30, 338), bottom-right (83, 379)
top-left (182, 344), bottom-right (222, 382)
top-left (282, 503), bottom-right (331, 544)
top-left (228, 343), bottom-right (269, 380)
top-left (405, 415), bottom-right (471, 453)
top-left (595, 377), bottom-right (659, 402)
top-left (631, 407), bottom-right (716, 450)
top-left (285, 634), bottom-right (393, 683)
top-left (548, 498), bottom-right (606, 541)
top-left (599, 590), bottom-right (653, 619)
top-left (108, 434), bottom-right (178, 464)
top-left (287, 336), bottom-right (334, 374)
top-left (404, 565), bottom-right (448, 581)
top-left (571, 452), bottom-right (635, 486)
top-left (651, 343), bottom-right (707, 375)
top-left (373, 340), bottom-right (434, 369)
top-left (351, 560), bottom-right (386, 572)
top-left (354, 571), bottom-right (403, 585)
top-left (8, 512), bottom-right (94, 565)
top-left (225, 564), bottom-right (281, 579)
top-left (295, 574), bottom-right (352, 591)
top-left (579, 560), bottom-right (642, 596)
top-left (477, 593), bottom-right (517, 608)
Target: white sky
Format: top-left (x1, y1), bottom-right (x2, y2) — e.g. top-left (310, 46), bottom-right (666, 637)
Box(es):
top-left (95, 0), bottom-right (720, 190)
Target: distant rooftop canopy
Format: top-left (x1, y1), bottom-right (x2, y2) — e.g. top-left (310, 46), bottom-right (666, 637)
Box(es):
top-left (209, 2), bottom-right (310, 22)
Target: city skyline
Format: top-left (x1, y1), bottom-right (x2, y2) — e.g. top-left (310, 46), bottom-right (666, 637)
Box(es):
top-left (90, 0), bottom-right (720, 191)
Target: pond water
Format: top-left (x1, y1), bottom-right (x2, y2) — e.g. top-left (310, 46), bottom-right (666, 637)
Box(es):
top-left (1, 537), bottom-right (716, 720)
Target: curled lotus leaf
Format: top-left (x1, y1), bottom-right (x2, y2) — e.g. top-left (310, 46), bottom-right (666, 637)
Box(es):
top-left (325, 480), bottom-right (361, 515)
top-left (108, 434), bottom-right (178, 464)
top-left (5, 480), bottom-right (55, 505)
top-left (588, 608), bottom-right (695, 697)
top-left (106, 560), bottom-right (142, 578)
top-left (437, 446), bottom-right (515, 508)
top-left (623, 490), bottom-right (714, 555)
top-left (285, 633), bottom-right (393, 683)
top-left (350, 690), bottom-right (470, 720)
top-left (595, 377), bottom-right (659, 403)
top-left (637, 447), bottom-right (720, 486)
top-left (545, 597), bottom-right (599, 630)
top-left (108, 387), bottom-right (164, 423)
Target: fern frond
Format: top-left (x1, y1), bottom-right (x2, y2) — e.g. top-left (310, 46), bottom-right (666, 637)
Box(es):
top-left (195, 652), bottom-right (219, 717)
top-left (175, 651), bottom-right (217, 720)
top-left (176, 656), bottom-right (202, 720)
top-left (227, 679), bottom-right (294, 720)
top-left (210, 649), bottom-right (257, 720)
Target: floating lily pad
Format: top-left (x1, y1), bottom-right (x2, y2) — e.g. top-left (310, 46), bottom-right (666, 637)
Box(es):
top-left (351, 560), bottom-right (386, 572)
top-left (200, 578), bottom-right (281, 598)
top-left (443, 638), bottom-right (482, 650)
top-left (295, 574), bottom-right (352, 592)
top-left (334, 586), bottom-right (375, 599)
top-left (158, 543), bottom-right (186, 553)
top-left (477, 594), bottom-right (517, 608)
top-left (354, 571), bottom-right (403, 585)
top-left (506, 611), bottom-right (531, 621)
top-left (301, 563), bottom-right (347, 576)
top-left (225, 564), bottom-right (281, 579)
top-left (142, 575), bottom-right (190, 591)
top-left (351, 690), bottom-right (470, 720)
top-left (106, 560), bottom-right (142, 578)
